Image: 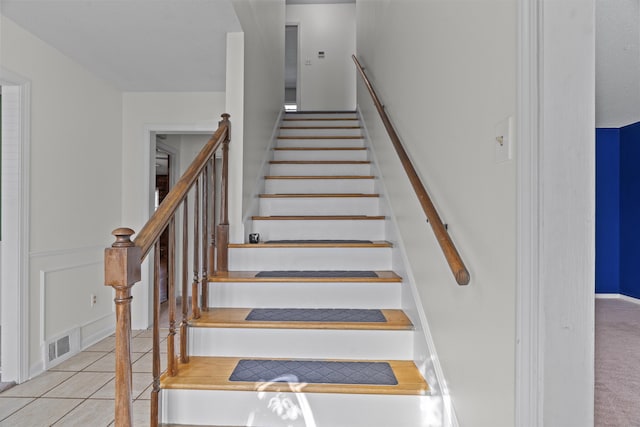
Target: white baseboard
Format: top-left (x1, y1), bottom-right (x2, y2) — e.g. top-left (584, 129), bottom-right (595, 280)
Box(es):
top-left (595, 293), bottom-right (640, 305)
top-left (81, 315), bottom-right (116, 350)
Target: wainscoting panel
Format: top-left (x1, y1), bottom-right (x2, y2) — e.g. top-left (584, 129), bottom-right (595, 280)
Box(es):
top-left (29, 245), bottom-right (115, 376)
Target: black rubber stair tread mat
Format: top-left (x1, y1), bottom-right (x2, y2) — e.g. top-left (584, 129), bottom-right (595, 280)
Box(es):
top-left (245, 308), bottom-right (386, 323)
top-left (229, 359), bottom-right (398, 385)
top-left (255, 270), bottom-right (378, 278)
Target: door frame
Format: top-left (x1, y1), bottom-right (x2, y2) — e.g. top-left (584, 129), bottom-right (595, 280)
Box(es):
top-left (516, 0), bottom-right (595, 425)
top-left (0, 68), bottom-right (31, 383)
top-left (132, 125), bottom-right (215, 328)
top-left (155, 140), bottom-right (177, 305)
top-left (285, 22), bottom-right (301, 110)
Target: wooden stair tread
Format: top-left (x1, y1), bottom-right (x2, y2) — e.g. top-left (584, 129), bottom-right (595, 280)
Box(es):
top-left (274, 146), bottom-right (366, 151)
top-left (280, 126), bottom-right (362, 130)
top-left (283, 117), bottom-right (358, 121)
top-left (190, 308), bottom-right (413, 330)
top-left (286, 110), bottom-right (356, 114)
top-left (259, 193), bottom-right (379, 198)
top-left (160, 356), bottom-right (428, 395)
top-left (252, 215), bottom-right (385, 220)
top-left (228, 240), bottom-right (391, 248)
top-left (269, 160), bottom-right (370, 165)
top-left (278, 136), bottom-right (363, 140)
top-left (265, 175), bottom-right (375, 180)
top-left (208, 271), bottom-right (402, 282)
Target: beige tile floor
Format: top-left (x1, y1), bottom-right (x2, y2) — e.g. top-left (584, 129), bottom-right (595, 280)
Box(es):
top-left (0, 329), bottom-right (175, 426)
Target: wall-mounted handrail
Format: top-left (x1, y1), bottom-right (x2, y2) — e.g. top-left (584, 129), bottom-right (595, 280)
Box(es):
top-left (104, 114), bottom-right (231, 427)
top-left (352, 55), bottom-right (470, 286)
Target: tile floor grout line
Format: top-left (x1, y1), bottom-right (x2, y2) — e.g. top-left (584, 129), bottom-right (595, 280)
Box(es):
top-left (48, 397), bottom-right (89, 427)
top-left (0, 396), bottom-right (34, 422)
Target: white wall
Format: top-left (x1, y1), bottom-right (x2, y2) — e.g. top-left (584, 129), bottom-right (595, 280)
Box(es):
top-left (356, 1), bottom-right (517, 426)
top-left (596, 0), bottom-right (640, 127)
top-left (231, 0), bottom-right (285, 235)
top-left (121, 92), bottom-right (226, 328)
top-left (286, 3), bottom-right (356, 111)
top-left (539, 2), bottom-right (595, 425)
top-left (1, 15), bottom-right (123, 374)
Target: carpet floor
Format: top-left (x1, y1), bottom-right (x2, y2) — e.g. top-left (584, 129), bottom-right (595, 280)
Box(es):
top-left (595, 298), bottom-right (640, 426)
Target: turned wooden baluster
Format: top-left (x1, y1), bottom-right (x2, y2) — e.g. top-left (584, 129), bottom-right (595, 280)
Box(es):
top-left (192, 180), bottom-right (201, 319)
top-left (150, 239), bottom-right (162, 427)
top-left (167, 218), bottom-right (177, 375)
top-left (104, 228), bottom-right (141, 427)
top-left (201, 165), bottom-right (209, 312)
top-left (180, 200), bottom-right (189, 363)
top-left (210, 157), bottom-right (217, 274)
top-left (216, 114), bottom-right (231, 273)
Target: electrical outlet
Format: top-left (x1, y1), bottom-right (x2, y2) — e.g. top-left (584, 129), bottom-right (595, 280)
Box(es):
top-left (90, 294), bottom-right (97, 307)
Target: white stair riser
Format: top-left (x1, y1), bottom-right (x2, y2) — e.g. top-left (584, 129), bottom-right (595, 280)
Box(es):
top-left (273, 149), bottom-right (368, 161)
top-left (285, 113), bottom-right (357, 119)
top-left (228, 247), bottom-right (391, 270)
top-left (279, 128), bottom-right (362, 137)
top-left (251, 219), bottom-right (385, 241)
top-left (277, 138), bottom-right (365, 148)
top-left (259, 197), bottom-right (379, 216)
top-left (189, 328), bottom-right (413, 360)
top-left (265, 178), bottom-right (375, 194)
top-left (208, 281), bottom-right (402, 308)
top-left (281, 120), bottom-right (359, 127)
top-left (161, 390), bottom-right (444, 427)
top-left (269, 163), bottom-right (371, 176)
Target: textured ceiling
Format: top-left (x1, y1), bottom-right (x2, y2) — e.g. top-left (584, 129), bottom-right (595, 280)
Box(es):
top-left (286, 0), bottom-right (354, 4)
top-left (1, 0), bottom-right (242, 91)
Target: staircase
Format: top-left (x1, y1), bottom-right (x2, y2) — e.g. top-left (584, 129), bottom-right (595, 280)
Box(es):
top-left (159, 111), bottom-right (433, 426)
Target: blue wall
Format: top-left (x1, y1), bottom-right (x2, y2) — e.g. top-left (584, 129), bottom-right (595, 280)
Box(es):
top-left (596, 128), bottom-right (620, 293)
top-left (597, 122), bottom-right (640, 297)
top-left (619, 122), bottom-right (640, 298)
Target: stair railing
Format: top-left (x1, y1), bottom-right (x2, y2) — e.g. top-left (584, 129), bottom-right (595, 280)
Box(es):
top-left (352, 55), bottom-right (470, 286)
top-left (104, 114), bottom-right (231, 427)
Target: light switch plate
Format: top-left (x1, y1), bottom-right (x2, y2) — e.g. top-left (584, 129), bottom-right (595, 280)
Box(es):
top-left (494, 116), bottom-right (513, 163)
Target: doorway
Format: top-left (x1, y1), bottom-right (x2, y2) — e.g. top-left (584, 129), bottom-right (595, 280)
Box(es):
top-left (0, 71), bottom-right (30, 385)
top-left (149, 132), bottom-right (212, 328)
top-left (155, 147), bottom-right (171, 304)
top-left (285, 24), bottom-right (299, 111)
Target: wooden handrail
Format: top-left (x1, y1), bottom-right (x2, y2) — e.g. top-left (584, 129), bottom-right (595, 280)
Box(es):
top-left (352, 55), bottom-right (470, 286)
top-left (105, 113), bottom-right (231, 427)
top-left (135, 114), bottom-right (230, 258)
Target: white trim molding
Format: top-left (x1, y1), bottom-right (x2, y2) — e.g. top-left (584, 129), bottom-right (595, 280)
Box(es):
top-left (517, 0), bottom-right (596, 425)
top-left (516, 0), bottom-right (543, 424)
top-left (0, 68), bottom-right (31, 383)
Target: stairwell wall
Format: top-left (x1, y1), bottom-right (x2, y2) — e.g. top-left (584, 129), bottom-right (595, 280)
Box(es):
top-left (356, 1), bottom-right (517, 426)
top-left (1, 15), bottom-right (123, 375)
top-left (286, 3), bottom-right (356, 111)
top-left (230, 0), bottom-right (285, 241)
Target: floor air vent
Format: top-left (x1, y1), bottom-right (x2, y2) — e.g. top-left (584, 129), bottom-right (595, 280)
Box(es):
top-left (45, 329), bottom-right (79, 369)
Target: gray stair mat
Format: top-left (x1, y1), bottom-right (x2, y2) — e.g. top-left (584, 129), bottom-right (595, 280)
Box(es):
top-left (255, 270), bottom-right (378, 278)
top-left (229, 359), bottom-right (398, 385)
top-left (245, 308), bottom-right (386, 323)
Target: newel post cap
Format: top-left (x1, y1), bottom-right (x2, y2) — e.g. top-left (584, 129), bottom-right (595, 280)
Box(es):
top-left (105, 228), bottom-right (141, 287)
top-left (111, 227), bottom-right (136, 247)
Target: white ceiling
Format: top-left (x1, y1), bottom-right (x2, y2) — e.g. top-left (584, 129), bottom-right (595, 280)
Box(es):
top-left (595, 0), bottom-right (640, 127)
top-left (286, 0), bottom-right (354, 4)
top-left (1, 0), bottom-right (242, 91)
